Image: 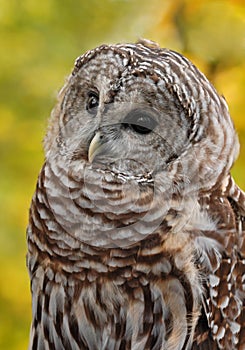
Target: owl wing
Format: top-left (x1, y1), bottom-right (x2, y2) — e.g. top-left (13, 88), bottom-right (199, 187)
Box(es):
top-left (193, 175), bottom-right (245, 349)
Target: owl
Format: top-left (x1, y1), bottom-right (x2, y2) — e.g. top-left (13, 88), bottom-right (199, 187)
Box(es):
top-left (27, 40), bottom-right (245, 350)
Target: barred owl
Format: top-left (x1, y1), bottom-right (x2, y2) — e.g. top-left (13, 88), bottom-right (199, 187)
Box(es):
top-left (27, 40), bottom-right (245, 350)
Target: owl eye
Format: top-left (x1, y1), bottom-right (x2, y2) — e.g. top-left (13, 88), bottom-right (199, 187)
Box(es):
top-left (87, 91), bottom-right (99, 114)
top-left (123, 109), bottom-right (157, 134)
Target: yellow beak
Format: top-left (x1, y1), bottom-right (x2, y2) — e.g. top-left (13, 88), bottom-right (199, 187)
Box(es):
top-left (88, 132), bottom-right (102, 163)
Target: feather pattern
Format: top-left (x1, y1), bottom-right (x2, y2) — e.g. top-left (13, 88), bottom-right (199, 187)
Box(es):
top-left (27, 40), bottom-right (245, 349)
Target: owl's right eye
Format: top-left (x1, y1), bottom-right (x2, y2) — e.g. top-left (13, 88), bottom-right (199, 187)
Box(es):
top-left (86, 92), bottom-right (99, 114)
top-left (123, 109), bottom-right (158, 135)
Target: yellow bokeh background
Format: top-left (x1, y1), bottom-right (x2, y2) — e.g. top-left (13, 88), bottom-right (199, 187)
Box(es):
top-left (0, 1), bottom-right (244, 349)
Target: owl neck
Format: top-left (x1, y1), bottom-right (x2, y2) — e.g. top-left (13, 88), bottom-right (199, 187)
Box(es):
top-left (27, 160), bottom-right (215, 276)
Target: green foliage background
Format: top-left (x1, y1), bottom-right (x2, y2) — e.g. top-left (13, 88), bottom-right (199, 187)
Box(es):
top-left (0, 0), bottom-right (244, 348)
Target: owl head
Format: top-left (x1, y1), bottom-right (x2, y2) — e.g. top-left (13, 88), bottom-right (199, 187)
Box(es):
top-left (45, 41), bottom-right (238, 194)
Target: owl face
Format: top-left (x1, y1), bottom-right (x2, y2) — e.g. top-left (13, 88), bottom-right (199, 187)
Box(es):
top-left (45, 43), bottom-right (239, 198)
top-left (51, 49), bottom-right (191, 185)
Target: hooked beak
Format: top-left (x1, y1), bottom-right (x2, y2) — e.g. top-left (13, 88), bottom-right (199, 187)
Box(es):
top-left (88, 132), bottom-right (103, 163)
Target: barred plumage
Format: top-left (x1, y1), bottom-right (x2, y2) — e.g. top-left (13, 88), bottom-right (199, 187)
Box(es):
top-left (27, 40), bottom-right (245, 349)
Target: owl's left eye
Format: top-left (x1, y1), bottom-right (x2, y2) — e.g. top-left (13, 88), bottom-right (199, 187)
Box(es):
top-left (123, 109), bottom-right (157, 134)
top-left (86, 91), bottom-right (99, 114)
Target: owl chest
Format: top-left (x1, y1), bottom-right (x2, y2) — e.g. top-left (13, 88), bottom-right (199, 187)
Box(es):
top-left (30, 250), bottom-right (201, 350)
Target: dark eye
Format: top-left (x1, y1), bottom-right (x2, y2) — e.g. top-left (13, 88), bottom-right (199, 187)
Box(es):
top-left (123, 109), bottom-right (157, 134)
top-left (86, 91), bottom-right (99, 114)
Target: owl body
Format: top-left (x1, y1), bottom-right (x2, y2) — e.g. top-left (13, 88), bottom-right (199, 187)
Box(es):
top-left (27, 41), bottom-right (245, 349)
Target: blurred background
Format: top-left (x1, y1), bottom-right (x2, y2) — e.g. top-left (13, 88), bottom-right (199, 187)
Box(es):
top-left (0, 0), bottom-right (244, 348)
